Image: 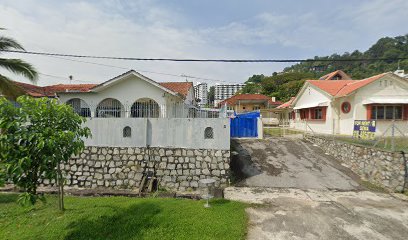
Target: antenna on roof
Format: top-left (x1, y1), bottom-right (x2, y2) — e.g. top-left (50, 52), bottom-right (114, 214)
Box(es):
top-left (69, 75), bottom-right (73, 84)
top-left (181, 74), bottom-right (189, 82)
top-left (397, 60), bottom-right (401, 70)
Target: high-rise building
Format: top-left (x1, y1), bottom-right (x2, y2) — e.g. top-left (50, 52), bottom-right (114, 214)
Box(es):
top-left (194, 82), bottom-right (208, 106)
top-left (214, 83), bottom-right (245, 106)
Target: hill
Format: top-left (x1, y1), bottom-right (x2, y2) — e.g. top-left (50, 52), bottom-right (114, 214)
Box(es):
top-left (240, 34), bottom-right (408, 102)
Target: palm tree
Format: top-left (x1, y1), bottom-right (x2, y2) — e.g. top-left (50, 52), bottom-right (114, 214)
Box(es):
top-left (0, 28), bottom-right (38, 99)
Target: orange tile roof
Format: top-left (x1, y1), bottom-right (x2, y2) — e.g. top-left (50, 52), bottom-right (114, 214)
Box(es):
top-left (44, 84), bottom-right (97, 94)
top-left (159, 82), bottom-right (193, 98)
top-left (14, 82), bottom-right (48, 97)
top-left (276, 97), bottom-right (295, 109)
top-left (14, 82), bottom-right (97, 97)
top-left (334, 73), bottom-right (386, 97)
top-left (308, 73), bottom-right (387, 97)
top-left (319, 70), bottom-right (352, 80)
top-left (219, 94), bottom-right (282, 106)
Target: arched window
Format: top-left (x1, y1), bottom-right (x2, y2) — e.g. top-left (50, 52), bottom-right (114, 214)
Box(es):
top-left (96, 98), bottom-right (124, 118)
top-left (204, 127), bottom-right (214, 139)
top-left (123, 126), bottom-right (131, 138)
top-left (66, 98), bottom-right (91, 117)
top-left (130, 98), bottom-right (160, 118)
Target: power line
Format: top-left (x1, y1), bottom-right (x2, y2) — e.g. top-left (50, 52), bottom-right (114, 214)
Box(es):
top-left (22, 51), bottom-right (236, 83)
top-left (38, 72), bottom-right (94, 83)
top-left (4, 49), bottom-right (408, 62)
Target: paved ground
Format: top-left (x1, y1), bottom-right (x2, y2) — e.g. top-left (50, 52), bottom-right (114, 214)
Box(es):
top-left (231, 137), bottom-right (362, 190)
top-left (229, 137), bottom-right (408, 239)
top-left (225, 187), bottom-right (408, 240)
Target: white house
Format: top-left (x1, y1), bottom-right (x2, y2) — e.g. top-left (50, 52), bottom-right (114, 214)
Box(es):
top-left (289, 72), bottom-right (408, 136)
top-left (55, 70), bottom-right (195, 118)
top-left (10, 70), bottom-right (195, 118)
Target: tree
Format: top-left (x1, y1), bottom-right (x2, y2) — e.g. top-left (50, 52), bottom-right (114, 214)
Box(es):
top-left (0, 28), bottom-right (38, 99)
top-left (208, 86), bottom-right (215, 105)
top-left (0, 96), bottom-right (91, 210)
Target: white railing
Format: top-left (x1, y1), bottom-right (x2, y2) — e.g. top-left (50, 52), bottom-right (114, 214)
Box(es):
top-left (66, 100), bottom-right (223, 119)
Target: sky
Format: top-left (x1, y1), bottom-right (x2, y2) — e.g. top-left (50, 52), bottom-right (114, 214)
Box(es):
top-left (0, 0), bottom-right (407, 86)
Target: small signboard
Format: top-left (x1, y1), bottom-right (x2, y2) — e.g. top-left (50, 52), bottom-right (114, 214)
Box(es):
top-left (353, 120), bottom-right (376, 140)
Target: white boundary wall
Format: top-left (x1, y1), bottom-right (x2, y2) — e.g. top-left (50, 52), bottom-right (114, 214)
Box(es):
top-left (83, 118), bottom-right (230, 150)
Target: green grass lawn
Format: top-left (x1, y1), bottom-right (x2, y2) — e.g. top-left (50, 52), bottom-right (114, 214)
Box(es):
top-left (0, 193), bottom-right (247, 240)
top-left (332, 135), bottom-right (408, 152)
top-left (264, 127), bottom-right (303, 137)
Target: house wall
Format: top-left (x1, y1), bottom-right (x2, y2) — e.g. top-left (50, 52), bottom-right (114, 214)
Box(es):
top-left (41, 146), bottom-right (230, 192)
top-left (337, 76), bottom-right (408, 136)
top-left (232, 103), bottom-right (266, 113)
top-left (58, 74), bottom-right (184, 117)
top-left (290, 85), bottom-right (334, 134)
top-left (39, 118), bottom-right (231, 192)
top-left (83, 118), bottom-right (230, 150)
top-left (305, 134), bottom-right (407, 192)
top-left (291, 75), bottom-right (408, 136)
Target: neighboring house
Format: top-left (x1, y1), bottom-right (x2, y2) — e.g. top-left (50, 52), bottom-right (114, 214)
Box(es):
top-left (289, 72), bottom-right (408, 135)
top-left (214, 83), bottom-right (245, 106)
top-left (12, 70), bottom-right (195, 118)
top-left (318, 70), bottom-right (352, 80)
top-left (218, 93), bottom-right (282, 113)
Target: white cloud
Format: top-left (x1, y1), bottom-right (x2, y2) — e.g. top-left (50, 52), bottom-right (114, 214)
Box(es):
top-left (0, 0), bottom-right (407, 88)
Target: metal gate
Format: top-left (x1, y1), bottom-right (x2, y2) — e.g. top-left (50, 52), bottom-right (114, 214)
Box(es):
top-left (230, 111), bottom-right (259, 138)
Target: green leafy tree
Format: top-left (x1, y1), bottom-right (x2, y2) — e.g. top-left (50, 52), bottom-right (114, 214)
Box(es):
top-left (0, 28), bottom-right (38, 99)
top-left (0, 96), bottom-right (91, 210)
top-left (208, 86), bottom-right (215, 105)
top-left (284, 34), bottom-right (408, 78)
top-left (261, 72), bottom-right (313, 101)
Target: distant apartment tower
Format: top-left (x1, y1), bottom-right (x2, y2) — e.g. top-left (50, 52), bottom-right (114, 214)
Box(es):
top-left (214, 83), bottom-right (245, 106)
top-left (194, 82), bottom-right (208, 106)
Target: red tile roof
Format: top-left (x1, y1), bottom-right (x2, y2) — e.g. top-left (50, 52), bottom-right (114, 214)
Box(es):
top-left (319, 70), bottom-right (352, 80)
top-left (159, 82), bottom-right (193, 98)
top-left (44, 84), bottom-right (97, 94)
top-left (276, 97), bottom-right (295, 109)
top-left (13, 80), bottom-right (193, 98)
top-left (219, 94), bottom-right (282, 107)
top-left (14, 82), bottom-right (97, 97)
top-left (14, 82), bottom-right (48, 97)
top-left (308, 73), bottom-right (387, 97)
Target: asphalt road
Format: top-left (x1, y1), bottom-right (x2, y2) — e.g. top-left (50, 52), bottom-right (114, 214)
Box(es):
top-left (231, 137), bottom-right (362, 190)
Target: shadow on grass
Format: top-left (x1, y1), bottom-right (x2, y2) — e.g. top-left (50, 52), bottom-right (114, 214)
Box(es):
top-left (210, 199), bottom-right (232, 206)
top-left (64, 202), bottom-right (161, 240)
top-left (0, 193), bottom-right (19, 204)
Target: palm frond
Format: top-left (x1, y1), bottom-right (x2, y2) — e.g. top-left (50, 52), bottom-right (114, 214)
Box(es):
top-left (0, 74), bottom-right (25, 99)
top-left (0, 58), bottom-right (38, 81)
top-left (0, 36), bottom-right (25, 51)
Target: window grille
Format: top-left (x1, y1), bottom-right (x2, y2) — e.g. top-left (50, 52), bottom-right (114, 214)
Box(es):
top-left (96, 98), bottom-right (123, 118)
top-left (123, 126), bottom-right (131, 138)
top-left (370, 105), bottom-right (403, 120)
top-left (66, 98), bottom-right (91, 117)
top-left (204, 127), bottom-right (214, 139)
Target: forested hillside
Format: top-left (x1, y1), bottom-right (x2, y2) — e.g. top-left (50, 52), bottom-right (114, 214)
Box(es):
top-left (240, 34), bottom-right (408, 102)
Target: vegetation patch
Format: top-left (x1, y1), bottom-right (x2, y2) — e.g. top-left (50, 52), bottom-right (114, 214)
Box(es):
top-left (0, 193), bottom-right (247, 240)
top-left (264, 128), bottom-right (303, 137)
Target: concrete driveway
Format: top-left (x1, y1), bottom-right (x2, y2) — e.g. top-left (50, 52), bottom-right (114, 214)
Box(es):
top-left (231, 137), bottom-right (362, 190)
top-left (229, 137), bottom-right (408, 239)
top-left (225, 187), bottom-right (408, 240)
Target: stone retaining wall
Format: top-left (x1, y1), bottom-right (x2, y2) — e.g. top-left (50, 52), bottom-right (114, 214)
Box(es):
top-left (304, 135), bottom-right (407, 191)
top-left (41, 146), bottom-right (230, 192)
